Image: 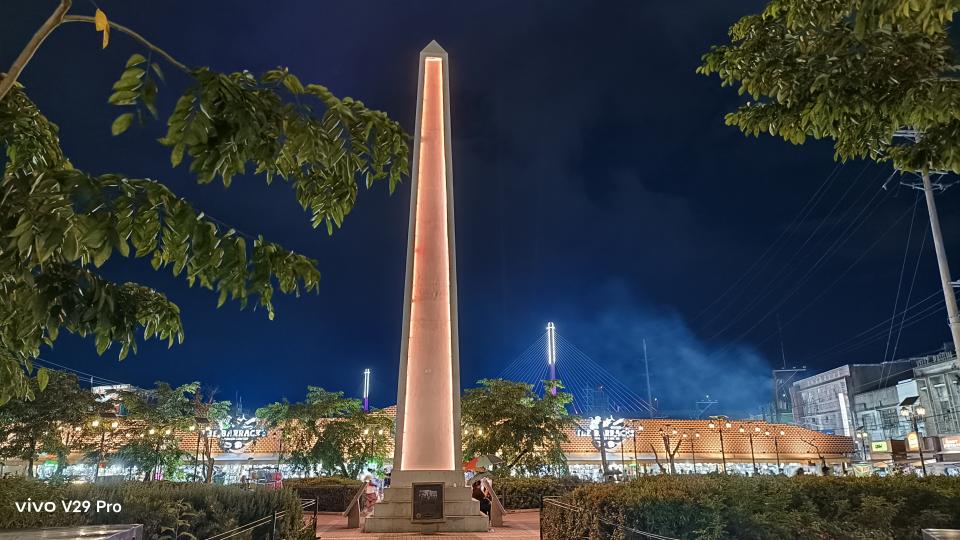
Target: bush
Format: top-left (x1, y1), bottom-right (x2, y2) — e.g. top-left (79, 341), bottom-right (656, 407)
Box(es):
top-left (284, 477), bottom-right (363, 512)
top-left (493, 476), bottom-right (587, 509)
top-left (541, 475), bottom-right (960, 540)
top-left (0, 478), bottom-right (309, 539)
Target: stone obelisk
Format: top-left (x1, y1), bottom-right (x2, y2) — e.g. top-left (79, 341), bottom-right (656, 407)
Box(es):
top-left (364, 41), bottom-right (487, 533)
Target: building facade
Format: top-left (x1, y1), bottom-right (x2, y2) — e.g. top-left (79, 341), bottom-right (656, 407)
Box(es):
top-left (791, 361), bottom-right (915, 436)
top-left (8, 412), bottom-right (855, 482)
top-left (913, 349), bottom-right (960, 437)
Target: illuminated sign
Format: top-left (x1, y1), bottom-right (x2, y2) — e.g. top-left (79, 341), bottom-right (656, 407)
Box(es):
top-left (942, 436), bottom-right (960, 451)
top-left (907, 432), bottom-right (919, 452)
top-left (576, 417), bottom-right (633, 450)
top-left (213, 415), bottom-right (266, 453)
top-left (870, 441), bottom-right (889, 452)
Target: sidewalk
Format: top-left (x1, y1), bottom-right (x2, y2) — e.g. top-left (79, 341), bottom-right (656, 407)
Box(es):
top-left (314, 510), bottom-right (540, 539)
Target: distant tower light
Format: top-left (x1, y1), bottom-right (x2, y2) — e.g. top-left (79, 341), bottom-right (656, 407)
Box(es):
top-left (363, 369), bottom-right (371, 412)
top-left (546, 322), bottom-right (558, 396)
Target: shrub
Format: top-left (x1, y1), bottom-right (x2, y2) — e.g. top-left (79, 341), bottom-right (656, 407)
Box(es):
top-left (284, 477), bottom-right (363, 512)
top-left (0, 478), bottom-right (309, 540)
top-left (493, 476), bottom-right (587, 509)
top-left (541, 475), bottom-right (960, 540)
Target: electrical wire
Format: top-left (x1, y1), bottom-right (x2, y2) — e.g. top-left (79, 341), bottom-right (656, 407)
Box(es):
top-left (692, 162), bottom-right (843, 326)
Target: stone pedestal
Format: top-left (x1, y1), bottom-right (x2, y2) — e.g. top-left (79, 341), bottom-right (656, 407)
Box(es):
top-left (364, 472), bottom-right (488, 533)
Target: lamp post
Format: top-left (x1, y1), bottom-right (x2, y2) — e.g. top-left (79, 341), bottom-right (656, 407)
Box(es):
top-left (633, 424), bottom-right (642, 478)
top-left (900, 405), bottom-right (928, 476)
top-left (738, 425), bottom-right (760, 474)
top-left (92, 414), bottom-right (118, 482)
top-left (708, 416), bottom-right (731, 474)
top-left (855, 430), bottom-right (869, 462)
top-left (683, 432), bottom-right (700, 473)
top-left (765, 430), bottom-right (784, 473)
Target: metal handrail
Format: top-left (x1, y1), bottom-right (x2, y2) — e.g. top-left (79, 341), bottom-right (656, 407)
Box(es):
top-left (540, 496), bottom-right (679, 540)
top-left (341, 482), bottom-right (369, 516)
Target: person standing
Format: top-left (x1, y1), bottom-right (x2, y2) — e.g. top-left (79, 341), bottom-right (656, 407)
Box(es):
top-left (363, 473), bottom-right (378, 514)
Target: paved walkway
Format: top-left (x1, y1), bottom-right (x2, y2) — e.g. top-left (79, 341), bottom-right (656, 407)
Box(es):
top-left (314, 510), bottom-right (540, 539)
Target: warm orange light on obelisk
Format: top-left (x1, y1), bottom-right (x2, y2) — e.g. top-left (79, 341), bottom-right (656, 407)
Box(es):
top-left (394, 40), bottom-right (461, 473)
top-left (365, 42), bottom-right (486, 533)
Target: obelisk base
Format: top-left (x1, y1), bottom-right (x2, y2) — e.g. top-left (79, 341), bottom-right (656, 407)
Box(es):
top-left (363, 471), bottom-right (489, 533)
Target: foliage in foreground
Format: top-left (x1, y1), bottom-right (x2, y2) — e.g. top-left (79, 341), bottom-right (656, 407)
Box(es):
top-left (0, 1), bottom-right (409, 404)
top-left (283, 477), bottom-right (363, 512)
top-left (541, 474), bottom-right (960, 540)
top-left (0, 478), bottom-right (309, 539)
top-left (698, 0), bottom-right (960, 174)
top-left (492, 476), bottom-right (587, 510)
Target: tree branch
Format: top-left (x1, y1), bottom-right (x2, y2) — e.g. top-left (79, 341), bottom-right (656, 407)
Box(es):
top-left (0, 0), bottom-right (73, 103)
top-left (506, 448), bottom-right (529, 470)
top-left (61, 15), bottom-right (190, 73)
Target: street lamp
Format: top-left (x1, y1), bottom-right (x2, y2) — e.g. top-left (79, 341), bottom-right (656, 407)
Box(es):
top-left (683, 432), bottom-right (700, 473)
top-left (855, 430), bottom-right (869, 462)
top-left (93, 413), bottom-right (118, 482)
top-left (900, 405), bottom-right (928, 476)
top-left (738, 425), bottom-right (760, 474)
top-left (633, 424), bottom-right (643, 478)
top-left (708, 416), bottom-right (731, 474)
top-left (765, 429), bottom-right (785, 473)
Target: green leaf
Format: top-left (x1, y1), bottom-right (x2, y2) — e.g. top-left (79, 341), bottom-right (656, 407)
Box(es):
top-left (171, 143), bottom-right (185, 168)
top-left (125, 53), bottom-right (147, 68)
top-left (151, 62), bottom-right (166, 83)
top-left (111, 113), bottom-right (135, 135)
top-left (108, 90), bottom-right (139, 105)
top-left (36, 367), bottom-right (49, 391)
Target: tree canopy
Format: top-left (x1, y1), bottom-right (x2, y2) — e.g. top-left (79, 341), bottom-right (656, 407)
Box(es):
top-left (0, 370), bottom-right (97, 476)
top-left (0, 1), bottom-right (409, 404)
top-left (256, 386), bottom-right (392, 478)
top-left (697, 0), bottom-right (960, 174)
top-left (461, 379), bottom-right (574, 475)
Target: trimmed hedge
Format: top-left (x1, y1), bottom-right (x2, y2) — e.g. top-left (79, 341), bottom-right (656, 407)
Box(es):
top-left (0, 478), bottom-right (308, 540)
top-left (541, 475), bottom-right (960, 540)
top-left (493, 476), bottom-right (587, 509)
top-left (284, 477), bottom-right (363, 512)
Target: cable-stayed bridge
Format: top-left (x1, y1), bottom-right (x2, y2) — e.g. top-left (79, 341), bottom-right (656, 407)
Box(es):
top-left (497, 323), bottom-right (656, 417)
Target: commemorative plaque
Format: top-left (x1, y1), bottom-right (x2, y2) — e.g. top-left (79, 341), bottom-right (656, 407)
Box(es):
top-left (411, 482), bottom-right (444, 522)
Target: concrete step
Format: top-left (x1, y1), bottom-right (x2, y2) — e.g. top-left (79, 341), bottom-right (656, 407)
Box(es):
top-left (363, 514), bottom-right (490, 533)
top-left (370, 499), bottom-right (481, 518)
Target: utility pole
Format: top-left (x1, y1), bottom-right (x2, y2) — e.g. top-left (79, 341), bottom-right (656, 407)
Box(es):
top-left (892, 130), bottom-right (960, 359)
top-left (920, 167), bottom-right (960, 358)
top-left (643, 339), bottom-right (653, 418)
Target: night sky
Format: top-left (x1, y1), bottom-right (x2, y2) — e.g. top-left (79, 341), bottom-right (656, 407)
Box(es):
top-left (3, 1), bottom-right (958, 417)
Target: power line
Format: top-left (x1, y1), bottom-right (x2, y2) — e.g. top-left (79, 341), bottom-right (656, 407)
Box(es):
top-left (693, 162), bottom-right (843, 326)
top-left (32, 356), bottom-right (128, 387)
top-left (704, 164), bottom-right (880, 341)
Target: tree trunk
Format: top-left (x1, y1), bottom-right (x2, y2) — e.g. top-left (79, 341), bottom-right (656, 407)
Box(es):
top-left (26, 438), bottom-right (36, 478)
top-left (506, 449), bottom-right (529, 470)
top-left (648, 444), bottom-right (664, 474)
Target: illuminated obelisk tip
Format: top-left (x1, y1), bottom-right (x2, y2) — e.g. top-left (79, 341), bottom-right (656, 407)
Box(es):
top-left (394, 39), bottom-right (461, 473)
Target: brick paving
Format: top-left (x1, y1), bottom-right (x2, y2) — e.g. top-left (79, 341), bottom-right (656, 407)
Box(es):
top-left (313, 510), bottom-right (540, 539)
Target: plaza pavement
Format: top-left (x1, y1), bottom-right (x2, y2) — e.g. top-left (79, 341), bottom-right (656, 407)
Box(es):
top-left (313, 509), bottom-right (540, 539)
